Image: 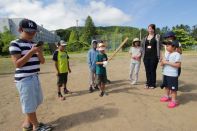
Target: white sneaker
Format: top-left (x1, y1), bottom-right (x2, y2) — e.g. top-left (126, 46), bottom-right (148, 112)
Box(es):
top-left (131, 81), bottom-right (137, 85)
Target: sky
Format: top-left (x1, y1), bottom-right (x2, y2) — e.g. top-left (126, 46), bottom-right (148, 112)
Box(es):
top-left (0, 0), bottom-right (196, 30)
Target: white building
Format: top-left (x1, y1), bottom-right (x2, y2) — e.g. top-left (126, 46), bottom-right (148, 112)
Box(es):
top-left (0, 18), bottom-right (60, 43)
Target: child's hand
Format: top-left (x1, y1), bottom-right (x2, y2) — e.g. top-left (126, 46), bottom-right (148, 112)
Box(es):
top-left (160, 61), bottom-right (164, 66)
top-left (103, 61), bottom-right (108, 67)
top-left (162, 59), bottom-right (168, 65)
top-left (135, 56), bottom-right (141, 61)
top-left (37, 46), bottom-right (43, 54)
top-left (30, 46), bottom-right (40, 54)
top-left (159, 57), bottom-right (163, 62)
top-left (132, 56), bottom-right (136, 60)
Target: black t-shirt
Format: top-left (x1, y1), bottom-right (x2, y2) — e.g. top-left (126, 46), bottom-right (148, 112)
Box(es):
top-left (144, 36), bottom-right (158, 59)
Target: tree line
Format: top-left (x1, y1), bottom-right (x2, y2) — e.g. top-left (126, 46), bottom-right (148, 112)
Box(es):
top-left (56, 16), bottom-right (197, 51)
top-left (0, 16), bottom-right (197, 55)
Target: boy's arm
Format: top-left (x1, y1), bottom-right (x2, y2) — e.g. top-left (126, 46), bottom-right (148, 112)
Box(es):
top-left (54, 61), bottom-right (59, 75)
top-left (52, 51), bottom-right (59, 75)
top-left (37, 47), bottom-right (45, 64)
top-left (162, 60), bottom-right (181, 68)
top-left (11, 47), bottom-right (38, 68)
top-left (163, 53), bottom-right (181, 68)
top-left (96, 54), bottom-right (103, 65)
top-left (68, 60), bottom-right (71, 73)
top-left (66, 53), bottom-right (71, 73)
top-left (96, 62), bottom-right (104, 65)
top-left (87, 51), bottom-right (92, 68)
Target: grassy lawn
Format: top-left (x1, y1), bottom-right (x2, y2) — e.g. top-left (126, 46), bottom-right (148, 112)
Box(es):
top-left (0, 58), bottom-right (15, 75)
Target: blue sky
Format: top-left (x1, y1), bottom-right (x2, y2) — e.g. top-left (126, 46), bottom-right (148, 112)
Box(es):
top-left (0, 0), bottom-right (196, 30)
top-left (77, 0), bottom-right (197, 28)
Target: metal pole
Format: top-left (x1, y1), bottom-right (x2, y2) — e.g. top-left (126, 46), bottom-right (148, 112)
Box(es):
top-left (139, 28), bottom-right (142, 41)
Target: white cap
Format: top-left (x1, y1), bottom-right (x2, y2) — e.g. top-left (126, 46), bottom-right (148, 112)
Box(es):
top-left (59, 40), bottom-right (67, 46)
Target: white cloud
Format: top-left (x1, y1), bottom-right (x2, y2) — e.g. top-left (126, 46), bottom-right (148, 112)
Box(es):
top-left (0, 0), bottom-right (131, 30)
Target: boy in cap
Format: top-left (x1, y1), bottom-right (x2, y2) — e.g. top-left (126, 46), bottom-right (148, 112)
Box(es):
top-left (87, 40), bottom-right (99, 93)
top-left (53, 40), bottom-right (71, 101)
top-left (96, 43), bottom-right (108, 97)
top-left (163, 31), bottom-right (182, 55)
top-left (160, 31), bottom-right (182, 88)
top-left (9, 19), bottom-right (52, 131)
top-left (160, 40), bottom-right (181, 108)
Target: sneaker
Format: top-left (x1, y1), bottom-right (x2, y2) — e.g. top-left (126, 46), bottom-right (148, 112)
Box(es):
top-left (104, 92), bottom-right (108, 96)
top-left (99, 91), bottom-right (104, 97)
top-left (149, 86), bottom-right (155, 89)
top-left (107, 79), bottom-right (111, 84)
top-left (144, 85), bottom-right (149, 89)
top-left (89, 87), bottom-right (94, 93)
top-left (35, 123), bottom-right (53, 131)
top-left (64, 88), bottom-right (72, 94)
top-left (160, 96), bottom-right (171, 102)
top-left (131, 81), bottom-right (137, 85)
top-left (168, 101), bottom-right (178, 108)
top-left (58, 92), bottom-right (65, 101)
top-left (94, 85), bottom-right (99, 90)
top-left (22, 124), bottom-right (33, 131)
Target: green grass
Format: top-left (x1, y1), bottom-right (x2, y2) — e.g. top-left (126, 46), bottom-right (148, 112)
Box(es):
top-left (0, 58), bottom-right (15, 75)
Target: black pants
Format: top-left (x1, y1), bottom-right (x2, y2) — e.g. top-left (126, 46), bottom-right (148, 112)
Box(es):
top-left (143, 58), bottom-right (158, 87)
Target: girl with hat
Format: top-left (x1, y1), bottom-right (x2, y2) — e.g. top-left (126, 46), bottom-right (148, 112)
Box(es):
top-left (129, 38), bottom-right (143, 85)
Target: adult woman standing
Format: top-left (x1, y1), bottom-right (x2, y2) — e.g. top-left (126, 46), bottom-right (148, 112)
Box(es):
top-left (141, 24), bottom-right (162, 89)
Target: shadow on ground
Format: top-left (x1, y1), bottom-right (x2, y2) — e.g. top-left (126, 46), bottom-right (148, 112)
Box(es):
top-left (50, 106), bottom-right (119, 131)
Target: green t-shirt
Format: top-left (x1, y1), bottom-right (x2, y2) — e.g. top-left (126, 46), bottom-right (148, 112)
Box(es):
top-left (96, 53), bottom-right (108, 75)
top-left (53, 50), bottom-right (69, 73)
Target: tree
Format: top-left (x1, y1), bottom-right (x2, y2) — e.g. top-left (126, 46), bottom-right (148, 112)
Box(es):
top-left (191, 25), bottom-right (197, 40)
top-left (114, 27), bottom-right (120, 34)
top-left (80, 16), bottom-right (96, 44)
top-left (161, 26), bottom-right (170, 35)
top-left (56, 29), bottom-right (71, 42)
top-left (68, 30), bottom-right (78, 43)
top-left (0, 27), bottom-right (15, 54)
top-left (173, 28), bottom-right (197, 48)
top-left (172, 24), bottom-right (191, 33)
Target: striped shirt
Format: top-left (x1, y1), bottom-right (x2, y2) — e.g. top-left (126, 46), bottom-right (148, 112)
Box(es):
top-left (9, 39), bottom-right (40, 82)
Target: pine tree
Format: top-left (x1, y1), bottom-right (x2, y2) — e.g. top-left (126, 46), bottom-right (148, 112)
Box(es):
top-left (69, 30), bottom-right (78, 43)
top-left (80, 16), bottom-right (96, 44)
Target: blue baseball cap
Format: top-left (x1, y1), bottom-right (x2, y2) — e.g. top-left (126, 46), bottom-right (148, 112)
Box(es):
top-left (163, 40), bottom-right (179, 48)
top-left (163, 31), bottom-right (176, 38)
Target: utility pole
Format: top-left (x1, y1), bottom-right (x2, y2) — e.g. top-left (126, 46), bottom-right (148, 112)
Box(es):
top-left (139, 28), bottom-right (142, 41)
top-left (76, 20), bottom-right (79, 41)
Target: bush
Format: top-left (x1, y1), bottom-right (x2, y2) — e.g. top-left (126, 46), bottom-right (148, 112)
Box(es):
top-left (43, 43), bottom-right (52, 55)
top-left (67, 41), bottom-right (90, 52)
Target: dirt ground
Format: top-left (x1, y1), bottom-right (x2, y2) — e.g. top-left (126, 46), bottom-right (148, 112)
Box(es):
top-left (0, 53), bottom-right (197, 131)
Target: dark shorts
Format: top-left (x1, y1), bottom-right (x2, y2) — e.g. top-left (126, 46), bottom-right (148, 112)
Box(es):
top-left (96, 74), bottom-right (107, 85)
top-left (57, 73), bottom-right (68, 87)
top-left (163, 75), bottom-right (178, 91)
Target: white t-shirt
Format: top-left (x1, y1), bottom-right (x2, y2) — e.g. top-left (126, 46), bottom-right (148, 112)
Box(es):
top-left (129, 47), bottom-right (143, 63)
top-left (163, 52), bottom-right (181, 77)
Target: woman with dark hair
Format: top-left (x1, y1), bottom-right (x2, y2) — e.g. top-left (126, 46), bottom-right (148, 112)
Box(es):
top-left (141, 24), bottom-right (162, 89)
